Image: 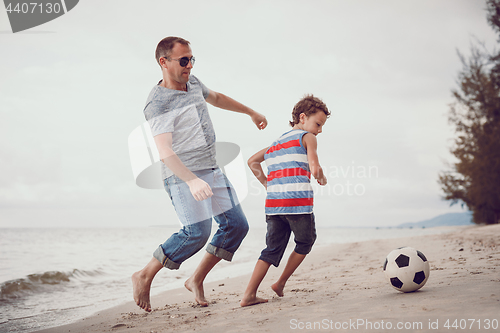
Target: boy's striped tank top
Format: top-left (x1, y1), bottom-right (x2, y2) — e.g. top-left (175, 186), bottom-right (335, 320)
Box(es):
top-left (264, 129), bottom-right (313, 215)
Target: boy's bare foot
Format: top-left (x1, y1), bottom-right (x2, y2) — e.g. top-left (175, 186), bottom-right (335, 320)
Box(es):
top-left (184, 277), bottom-right (208, 306)
top-left (240, 294), bottom-right (268, 307)
top-left (271, 282), bottom-right (285, 297)
top-left (132, 271), bottom-right (152, 312)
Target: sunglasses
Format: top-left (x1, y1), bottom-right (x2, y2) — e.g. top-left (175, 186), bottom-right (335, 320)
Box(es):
top-left (165, 56), bottom-right (195, 67)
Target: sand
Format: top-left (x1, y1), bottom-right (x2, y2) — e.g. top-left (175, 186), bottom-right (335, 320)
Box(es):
top-left (35, 224), bottom-right (499, 333)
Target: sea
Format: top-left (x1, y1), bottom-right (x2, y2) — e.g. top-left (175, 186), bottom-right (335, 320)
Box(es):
top-left (0, 225), bottom-right (457, 333)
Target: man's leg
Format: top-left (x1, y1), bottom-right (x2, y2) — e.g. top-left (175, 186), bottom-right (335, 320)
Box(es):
top-left (207, 170), bottom-right (249, 260)
top-left (132, 257), bottom-right (163, 312)
top-left (132, 221), bottom-right (211, 311)
top-left (184, 252), bottom-right (221, 306)
top-left (184, 203), bottom-right (247, 307)
top-left (173, 168), bottom-right (248, 307)
top-left (183, 169), bottom-right (248, 306)
top-left (156, 172), bottom-right (215, 306)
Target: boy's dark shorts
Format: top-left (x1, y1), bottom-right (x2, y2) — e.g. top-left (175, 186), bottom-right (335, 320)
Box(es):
top-left (259, 213), bottom-right (317, 267)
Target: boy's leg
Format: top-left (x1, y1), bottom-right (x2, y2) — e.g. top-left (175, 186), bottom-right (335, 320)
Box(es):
top-left (242, 215), bottom-right (290, 305)
top-left (258, 215), bottom-right (291, 268)
top-left (272, 213), bottom-right (316, 297)
top-left (240, 259), bottom-right (272, 307)
top-left (271, 251), bottom-right (306, 297)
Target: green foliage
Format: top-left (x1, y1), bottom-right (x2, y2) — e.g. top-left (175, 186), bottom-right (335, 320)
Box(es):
top-left (438, 0), bottom-right (500, 224)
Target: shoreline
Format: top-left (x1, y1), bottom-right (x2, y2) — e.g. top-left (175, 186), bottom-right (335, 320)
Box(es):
top-left (34, 224), bottom-right (499, 333)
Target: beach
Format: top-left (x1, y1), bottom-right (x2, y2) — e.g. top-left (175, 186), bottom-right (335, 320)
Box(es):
top-left (33, 224), bottom-right (499, 333)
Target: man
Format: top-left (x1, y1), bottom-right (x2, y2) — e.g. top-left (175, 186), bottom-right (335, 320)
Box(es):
top-left (132, 36), bottom-right (267, 312)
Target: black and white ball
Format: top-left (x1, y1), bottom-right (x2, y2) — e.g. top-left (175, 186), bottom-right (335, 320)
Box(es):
top-left (383, 247), bottom-right (430, 292)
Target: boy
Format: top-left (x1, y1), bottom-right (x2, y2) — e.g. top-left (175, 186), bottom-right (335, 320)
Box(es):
top-left (240, 94), bottom-right (330, 307)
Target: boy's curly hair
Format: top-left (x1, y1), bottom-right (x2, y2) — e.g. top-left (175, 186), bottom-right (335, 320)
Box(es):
top-left (289, 94), bottom-right (330, 127)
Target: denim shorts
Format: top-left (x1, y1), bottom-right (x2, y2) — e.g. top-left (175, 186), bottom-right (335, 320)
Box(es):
top-left (259, 213), bottom-right (316, 267)
top-left (153, 168), bottom-right (249, 270)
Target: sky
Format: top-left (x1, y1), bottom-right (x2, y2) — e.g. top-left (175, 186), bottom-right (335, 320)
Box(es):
top-left (0, 0), bottom-right (498, 228)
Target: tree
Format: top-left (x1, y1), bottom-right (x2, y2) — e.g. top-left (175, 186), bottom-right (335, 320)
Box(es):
top-left (438, 0), bottom-right (500, 225)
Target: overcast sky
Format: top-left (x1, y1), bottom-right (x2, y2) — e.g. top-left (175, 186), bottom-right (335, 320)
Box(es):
top-left (1, 0), bottom-right (497, 228)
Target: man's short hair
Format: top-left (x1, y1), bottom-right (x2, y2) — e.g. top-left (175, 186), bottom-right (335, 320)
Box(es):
top-left (155, 36), bottom-right (190, 67)
top-left (290, 94), bottom-right (330, 127)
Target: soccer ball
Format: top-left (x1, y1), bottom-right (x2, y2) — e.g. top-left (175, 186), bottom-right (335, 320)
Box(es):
top-left (383, 247), bottom-right (430, 292)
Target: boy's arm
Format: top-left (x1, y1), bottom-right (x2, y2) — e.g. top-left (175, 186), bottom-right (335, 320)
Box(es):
top-left (205, 89), bottom-right (268, 130)
top-left (153, 132), bottom-right (213, 201)
top-left (247, 147), bottom-right (268, 189)
top-left (303, 133), bottom-right (327, 186)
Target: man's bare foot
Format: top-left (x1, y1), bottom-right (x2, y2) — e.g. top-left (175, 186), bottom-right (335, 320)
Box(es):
top-left (271, 282), bottom-right (285, 297)
top-left (184, 276), bottom-right (208, 306)
top-left (132, 271), bottom-right (152, 312)
top-left (240, 294), bottom-right (268, 307)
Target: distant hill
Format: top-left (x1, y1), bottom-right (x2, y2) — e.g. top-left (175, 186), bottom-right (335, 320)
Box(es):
top-left (398, 212), bottom-right (473, 228)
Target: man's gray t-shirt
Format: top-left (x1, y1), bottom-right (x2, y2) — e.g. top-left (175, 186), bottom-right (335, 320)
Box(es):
top-left (143, 75), bottom-right (217, 180)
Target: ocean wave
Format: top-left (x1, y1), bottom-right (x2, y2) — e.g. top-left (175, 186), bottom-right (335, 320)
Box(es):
top-left (0, 269), bottom-right (104, 301)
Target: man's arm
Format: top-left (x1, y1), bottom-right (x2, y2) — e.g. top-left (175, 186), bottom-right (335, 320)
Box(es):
top-left (153, 132), bottom-right (213, 201)
top-left (205, 89), bottom-right (268, 130)
top-left (302, 133), bottom-right (327, 186)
